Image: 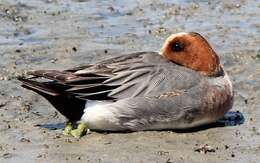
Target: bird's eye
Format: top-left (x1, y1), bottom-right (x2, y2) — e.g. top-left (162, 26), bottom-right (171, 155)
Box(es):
top-left (171, 42), bottom-right (184, 52)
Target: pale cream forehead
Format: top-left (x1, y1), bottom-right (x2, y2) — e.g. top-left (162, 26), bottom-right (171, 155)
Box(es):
top-left (166, 32), bottom-right (189, 41)
top-left (171, 32), bottom-right (189, 37)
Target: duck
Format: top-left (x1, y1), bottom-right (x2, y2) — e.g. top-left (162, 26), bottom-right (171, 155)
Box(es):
top-left (18, 32), bottom-right (234, 138)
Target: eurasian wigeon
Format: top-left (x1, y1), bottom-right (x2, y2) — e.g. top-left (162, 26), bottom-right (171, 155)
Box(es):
top-left (19, 32), bottom-right (234, 138)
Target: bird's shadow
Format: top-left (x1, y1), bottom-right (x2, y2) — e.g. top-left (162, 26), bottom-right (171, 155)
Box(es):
top-left (36, 111), bottom-right (245, 133)
top-left (35, 122), bottom-right (65, 130)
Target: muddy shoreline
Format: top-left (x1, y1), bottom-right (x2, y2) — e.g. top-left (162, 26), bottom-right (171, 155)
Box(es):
top-left (0, 0), bottom-right (259, 162)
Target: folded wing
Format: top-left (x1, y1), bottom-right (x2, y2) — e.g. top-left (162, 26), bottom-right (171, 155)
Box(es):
top-left (19, 52), bottom-right (202, 101)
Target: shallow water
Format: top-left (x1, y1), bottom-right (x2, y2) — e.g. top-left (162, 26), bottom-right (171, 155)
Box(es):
top-left (0, 0), bottom-right (260, 162)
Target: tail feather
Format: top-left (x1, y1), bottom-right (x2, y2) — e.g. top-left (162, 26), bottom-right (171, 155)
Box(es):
top-left (18, 77), bottom-right (85, 121)
top-left (18, 77), bottom-right (60, 96)
top-left (27, 70), bottom-right (76, 83)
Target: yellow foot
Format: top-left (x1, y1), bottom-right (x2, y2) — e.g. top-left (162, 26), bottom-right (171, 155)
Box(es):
top-left (63, 121), bottom-right (73, 136)
top-left (70, 123), bottom-right (88, 138)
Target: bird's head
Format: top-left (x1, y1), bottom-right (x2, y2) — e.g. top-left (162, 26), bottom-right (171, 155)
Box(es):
top-left (160, 32), bottom-right (221, 76)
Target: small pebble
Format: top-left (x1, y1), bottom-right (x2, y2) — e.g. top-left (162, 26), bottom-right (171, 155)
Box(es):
top-left (37, 154), bottom-right (42, 158)
top-left (15, 49), bottom-right (21, 53)
top-left (194, 144), bottom-right (216, 154)
top-left (54, 134), bottom-right (61, 139)
top-left (107, 6), bottom-right (115, 12)
top-left (20, 137), bottom-right (31, 143)
top-left (225, 145), bottom-right (229, 149)
top-left (236, 4), bottom-right (241, 8)
top-left (157, 150), bottom-right (169, 156)
top-left (72, 47), bottom-right (77, 52)
top-left (2, 153), bottom-right (12, 159)
top-left (0, 102), bottom-right (7, 108)
top-left (51, 58), bottom-right (58, 63)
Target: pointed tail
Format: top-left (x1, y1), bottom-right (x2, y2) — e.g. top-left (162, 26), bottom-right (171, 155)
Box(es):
top-left (18, 76), bottom-right (86, 121)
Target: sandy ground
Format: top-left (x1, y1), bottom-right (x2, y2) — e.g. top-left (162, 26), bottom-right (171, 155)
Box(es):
top-left (0, 0), bottom-right (259, 162)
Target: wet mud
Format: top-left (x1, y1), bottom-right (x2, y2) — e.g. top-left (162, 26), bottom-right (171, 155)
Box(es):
top-left (0, 0), bottom-right (259, 162)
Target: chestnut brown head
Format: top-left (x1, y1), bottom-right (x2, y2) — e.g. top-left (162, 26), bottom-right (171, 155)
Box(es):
top-left (160, 32), bottom-right (220, 76)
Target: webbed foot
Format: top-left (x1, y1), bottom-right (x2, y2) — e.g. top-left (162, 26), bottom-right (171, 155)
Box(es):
top-left (70, 123), bottom-right (88, 138)
top-left (63, 121), bottom-right (73, 136)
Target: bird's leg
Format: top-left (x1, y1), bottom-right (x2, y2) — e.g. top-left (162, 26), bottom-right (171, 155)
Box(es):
top-left (63, 121), bottom-right (73, 136)
top-left (70, 122), bottom-right (88, 138)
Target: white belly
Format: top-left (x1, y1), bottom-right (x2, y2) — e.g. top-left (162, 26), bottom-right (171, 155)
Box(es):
top-left (81, 100), bottom-right (123, 130)
top-left (80, 100), bottom-right (218, 131)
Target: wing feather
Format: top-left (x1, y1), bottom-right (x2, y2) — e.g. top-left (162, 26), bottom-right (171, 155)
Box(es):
top-left (21, 52), bottom-right (202, 101)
